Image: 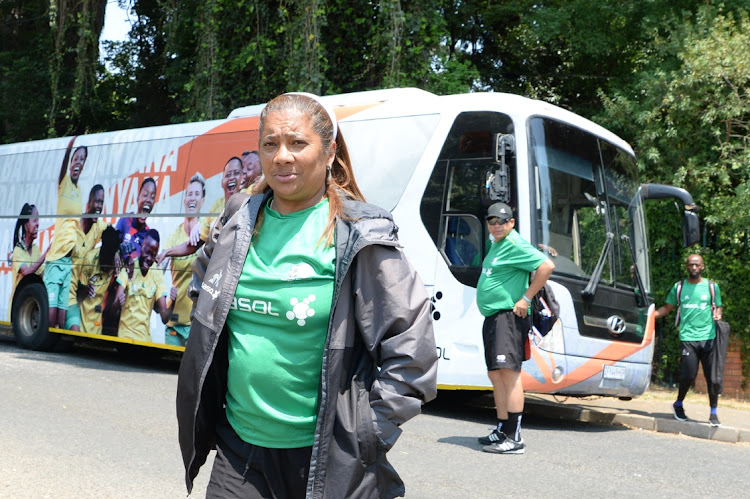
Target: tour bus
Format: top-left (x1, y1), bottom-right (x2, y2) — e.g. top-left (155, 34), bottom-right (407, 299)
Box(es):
top-left (0, 88), bottom-right (699, 398)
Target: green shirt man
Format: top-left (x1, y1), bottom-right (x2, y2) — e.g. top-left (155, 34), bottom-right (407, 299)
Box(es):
top-left (654, 253), bottom-right (724, 425)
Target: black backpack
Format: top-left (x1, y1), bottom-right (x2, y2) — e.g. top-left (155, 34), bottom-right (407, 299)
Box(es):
top-left (531, 282), bottom-right (560, 336)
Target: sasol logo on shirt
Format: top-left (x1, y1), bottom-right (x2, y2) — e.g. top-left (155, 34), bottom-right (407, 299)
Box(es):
top-left (231, 297), bottom-right (280, 316)
top-left (682, 303), bottom-right (708, 310)
top-left (231, 294), bottom-right (319, 327)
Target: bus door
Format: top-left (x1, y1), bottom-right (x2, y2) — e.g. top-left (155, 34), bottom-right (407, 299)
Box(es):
top-left (419, 111), bottom-right (517, 387)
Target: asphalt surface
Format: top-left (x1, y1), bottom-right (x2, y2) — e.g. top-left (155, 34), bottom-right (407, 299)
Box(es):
top-left (523, 392), bottom-right (750, 444)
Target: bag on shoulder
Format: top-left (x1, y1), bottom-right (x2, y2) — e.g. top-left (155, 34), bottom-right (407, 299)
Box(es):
top-left (707, 280), bottom-right (730, 394)
top-left (531, 283), bottom-right (560, 337)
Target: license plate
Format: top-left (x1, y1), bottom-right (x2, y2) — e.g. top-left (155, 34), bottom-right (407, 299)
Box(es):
top-left (602, 365), bottom-right (626, 380)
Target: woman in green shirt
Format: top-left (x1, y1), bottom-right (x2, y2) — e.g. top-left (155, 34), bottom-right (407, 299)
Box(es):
top-left (178, 93), bottom-right (438, 498)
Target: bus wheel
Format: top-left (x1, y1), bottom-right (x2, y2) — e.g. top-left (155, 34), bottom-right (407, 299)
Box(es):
top-left (11, 282), bottom-right (58, 351)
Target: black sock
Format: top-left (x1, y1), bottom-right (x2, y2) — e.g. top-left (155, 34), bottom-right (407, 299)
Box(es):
top-left (504, 412), bottom-right (523, 441)
top-left (496, 419), bottom-right (505, 432)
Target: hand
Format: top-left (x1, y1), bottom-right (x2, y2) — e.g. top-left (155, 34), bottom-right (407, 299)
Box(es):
top-left (119, 241), bottom-right (135, 258)
top-left (538, 243), bottom-right (558, 257)
top-left (156, 251), bottom-right (166, 266)
top-left (189, 223), bottom-right (201, 246)
top-left (713, 310), bottom-right (722, 321)
top-left (513, 298), bottom-right (529, 318)
top-left (170, 286), bottom-right (178, 303)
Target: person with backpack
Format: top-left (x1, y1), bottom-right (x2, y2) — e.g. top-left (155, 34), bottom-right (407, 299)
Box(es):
top-left (476, 202), bottom-right (555, 454)
top-left (654, 254), bottom-right (723, 426)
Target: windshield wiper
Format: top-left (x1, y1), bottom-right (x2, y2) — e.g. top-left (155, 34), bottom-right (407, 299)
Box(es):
top-left (582, 232), bottom-right (613, 298)
top-left (620, 234), bottom-right (648, 307)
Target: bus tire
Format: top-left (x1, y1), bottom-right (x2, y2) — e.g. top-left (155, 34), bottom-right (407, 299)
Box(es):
top-left (11, 282), bottom-right (58, 351)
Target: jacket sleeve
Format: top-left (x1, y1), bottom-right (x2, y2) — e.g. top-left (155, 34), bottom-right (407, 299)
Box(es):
top-left (188, 225), bottom-right (217, 307)
top-left (188, 193), bottom-right (253, 308)
top-left (352, 244), bottom-right (438, 450)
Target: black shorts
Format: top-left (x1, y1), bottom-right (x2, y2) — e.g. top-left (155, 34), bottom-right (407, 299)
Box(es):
top-left (207, 412), bottom-right (312, 498)
top-left (482, 309), bottom-right (530, 371)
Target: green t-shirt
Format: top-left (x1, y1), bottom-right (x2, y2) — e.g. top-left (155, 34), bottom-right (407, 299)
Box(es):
top-left (225, 198), bottom-right (335, 448)
top-left (476, 229), bottom-right (547, 316)
top-left (665, 278), bottom-right (722, 341)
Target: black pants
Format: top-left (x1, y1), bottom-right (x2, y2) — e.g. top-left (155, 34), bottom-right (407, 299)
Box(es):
top-left (206, 414), bottom-right (313, 499)
top-left (678, 339), bottom-right (719, 407)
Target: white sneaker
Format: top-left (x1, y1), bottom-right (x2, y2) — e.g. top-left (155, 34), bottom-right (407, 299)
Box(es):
top-left (482, 437), bottom-right (525, 454)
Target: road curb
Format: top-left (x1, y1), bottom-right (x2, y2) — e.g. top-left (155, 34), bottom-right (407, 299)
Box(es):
top-left (525, 398), bottom-right (745, 443)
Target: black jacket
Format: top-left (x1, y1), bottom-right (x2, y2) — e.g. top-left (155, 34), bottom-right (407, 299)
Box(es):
top-left (176, 192), bottom-right (438, 498)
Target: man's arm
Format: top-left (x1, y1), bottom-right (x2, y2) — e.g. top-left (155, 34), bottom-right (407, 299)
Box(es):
top-left (514, 258), bottom-right (555, 318)
top-left (654, 304), bottom-right (675, 319)
top-left (155, 287), bottom-right (178, 324)
top-left (155, 241), bottom-right (202, 265)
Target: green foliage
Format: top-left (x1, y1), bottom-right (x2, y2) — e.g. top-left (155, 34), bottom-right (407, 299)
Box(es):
top-left (0, 1), bottom-right (54, 142)
top-left (598, 4), bottom-right (750, 383)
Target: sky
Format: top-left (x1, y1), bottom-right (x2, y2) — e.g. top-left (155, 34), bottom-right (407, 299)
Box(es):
top-left (99, 1), bottom-right (132, 70)
top-left (100, 1), bottom-right (131, 48)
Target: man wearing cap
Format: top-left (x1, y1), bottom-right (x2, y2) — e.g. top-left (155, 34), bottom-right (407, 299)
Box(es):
top-left (476, 202), bottom-right (555, 454)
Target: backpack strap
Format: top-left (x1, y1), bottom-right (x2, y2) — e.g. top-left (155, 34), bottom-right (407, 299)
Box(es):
top-left (674, 279), bottom-right (684, 327)
top-left (708, 279), bottom-right (716, 311)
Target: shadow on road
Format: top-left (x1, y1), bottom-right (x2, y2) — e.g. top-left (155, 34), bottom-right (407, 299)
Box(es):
top-left (425, 390), bottom-right (631, 436)
top-left (0, 329), bottom-right (181, 374)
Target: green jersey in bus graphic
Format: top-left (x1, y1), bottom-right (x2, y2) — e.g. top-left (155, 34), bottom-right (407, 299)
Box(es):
top-left (666, 278), bottom-right (722, 342)
top-left (225, 198), bottom-right (334, 449)
top-left (477, 229), bottom-right (547, 317)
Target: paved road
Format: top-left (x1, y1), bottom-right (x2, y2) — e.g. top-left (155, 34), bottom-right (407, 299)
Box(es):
top-left (1, 337), bottom-right (749, 498)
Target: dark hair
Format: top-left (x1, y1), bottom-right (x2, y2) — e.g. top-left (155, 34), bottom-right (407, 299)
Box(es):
top-left (256, 93), bottom-right (365, 245)
top-left (73, 145), bottom-right (88, 160)
top-left (224, 156), bottom-right (243, 171)
top-left (140, 177), bottom-right (156, 193)
top-left (87, 184), bottom-right (104, 211)
top-left (145, 228), bottom-right (160, 244)
top-left (14, 203), bottom-right (36, 249)
top-left (99, 226), bottom-right (121, 272)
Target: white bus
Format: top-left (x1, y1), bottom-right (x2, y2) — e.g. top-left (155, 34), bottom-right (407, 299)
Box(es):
top-left (1, 88), bottom-right (698, 398)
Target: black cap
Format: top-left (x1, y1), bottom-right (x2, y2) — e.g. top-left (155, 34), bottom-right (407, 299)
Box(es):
top-left (486, 202), bottom-right (513, 221)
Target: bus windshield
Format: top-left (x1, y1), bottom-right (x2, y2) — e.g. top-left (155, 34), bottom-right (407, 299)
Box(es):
top-left (530, 117), bottom-right (650, 295)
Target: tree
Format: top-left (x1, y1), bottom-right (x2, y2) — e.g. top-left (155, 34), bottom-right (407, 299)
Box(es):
top-left (1, 1), bottom-right (56, 142)
top-left (599, 5), bottom-right (750, 383)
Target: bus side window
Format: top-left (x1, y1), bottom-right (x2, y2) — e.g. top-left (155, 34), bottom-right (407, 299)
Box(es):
top-left (443, 215), bottom-right (482, 267)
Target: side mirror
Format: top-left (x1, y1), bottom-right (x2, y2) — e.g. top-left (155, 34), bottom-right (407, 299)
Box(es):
top-left (682, 211), bottom-right (700, 247)
top-left (640, 183), bottom-right (700, 248)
